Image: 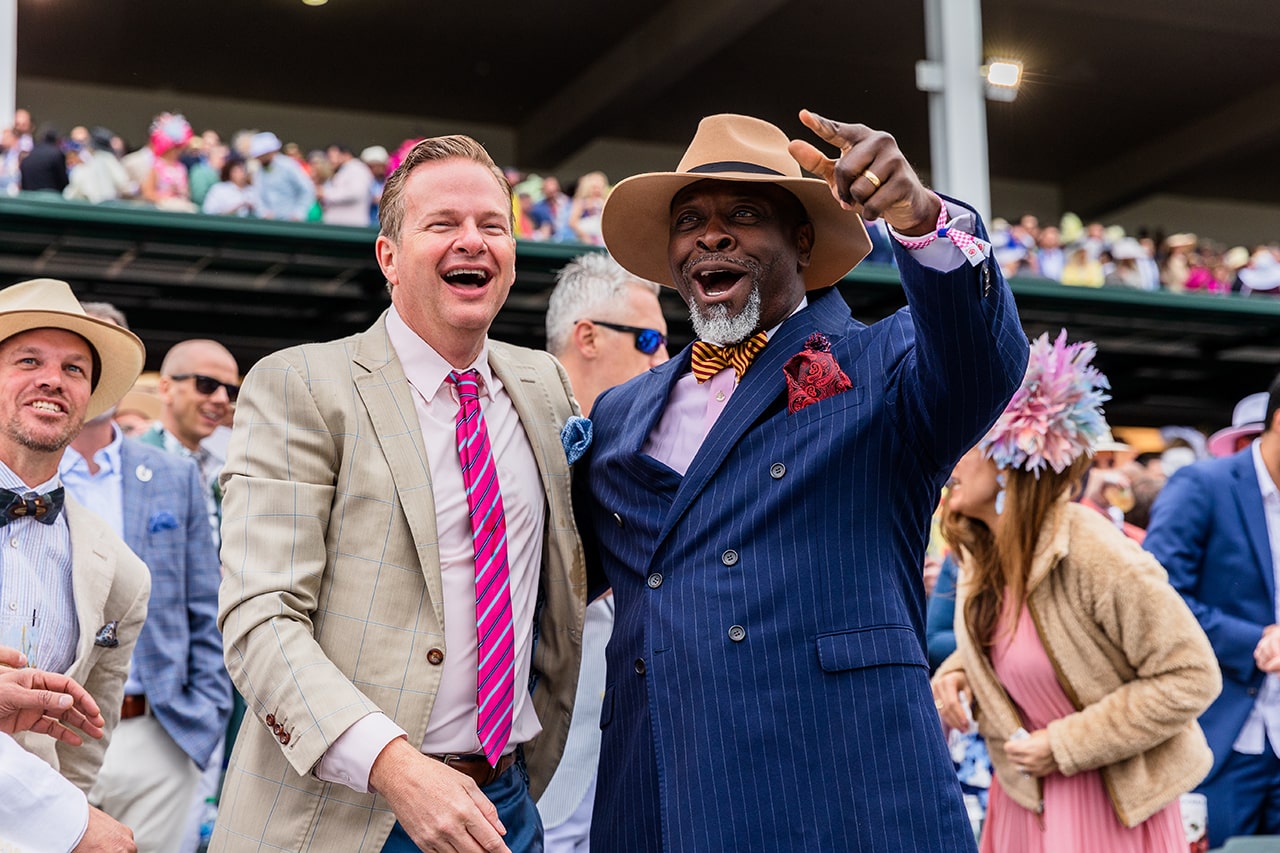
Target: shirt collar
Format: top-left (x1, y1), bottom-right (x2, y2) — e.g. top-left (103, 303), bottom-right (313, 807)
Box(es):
top-left (386, 305), bottom-right (499, 402)
top-left (60, 423), bottom-right (124, 479)
top-left (1253, 439), bottom-right (1278, 503)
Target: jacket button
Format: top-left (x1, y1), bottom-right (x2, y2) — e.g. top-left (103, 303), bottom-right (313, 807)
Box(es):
top-left (613, 512), bottom-right (624, 528)
top-left (728, 625), bottom-right (746, 642)
top-left (721, 549), bottom-right (739, 566)
top-left (281, 731), bottom-right (291, 745)
top-left (647, 573), bottom-right (663, 589)
top-left (265, 713), bottom-right (275, 726)
top-left (634, 658), bottom-right (646, 675)
top-left (427, 648), bottom-right (445, 665)
top-left (770, 462), bottom-right (786, 479)
top-left (1249, 687), bottom-right (1259, 697)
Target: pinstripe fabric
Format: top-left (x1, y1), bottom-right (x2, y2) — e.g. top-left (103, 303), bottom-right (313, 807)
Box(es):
top-left (578, 200), bottom-right (1027, 852)
top-left (211, 315), bottom-right (587, 853)
top-left (12, 496), bottom-right (151, 794)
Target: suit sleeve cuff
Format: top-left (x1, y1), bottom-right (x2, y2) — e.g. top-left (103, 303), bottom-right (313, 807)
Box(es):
top-left (314, 712), bottom-right (407, 794)
top-left (889, 196), bottom-right (991, 272)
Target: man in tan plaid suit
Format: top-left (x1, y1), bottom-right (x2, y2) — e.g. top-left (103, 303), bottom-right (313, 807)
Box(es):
top-left (213, 136), bottom-right (588, 853)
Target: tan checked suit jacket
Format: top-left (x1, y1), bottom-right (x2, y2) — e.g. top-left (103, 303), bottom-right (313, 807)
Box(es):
top-left (213, 314), bottom-right (587, 853)
top-left (14, 497), bottom-right (150, 793)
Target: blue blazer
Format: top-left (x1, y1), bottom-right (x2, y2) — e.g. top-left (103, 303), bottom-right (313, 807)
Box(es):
top-left (1144, 448), bottom-right (1273, 780)
top-left (578, 223), bottom-right (1027, 851)
top-left (120, 438), bottom-right (231, 770)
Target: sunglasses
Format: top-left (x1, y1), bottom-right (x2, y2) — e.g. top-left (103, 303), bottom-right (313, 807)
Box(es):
top-left (170, 373), bottom-right (240, 401)
top-left (590, 321), bottom-right (667, 356)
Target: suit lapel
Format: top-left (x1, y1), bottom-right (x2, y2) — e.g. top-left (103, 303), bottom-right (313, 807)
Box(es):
top-left (489, 346), bottom-right (559, 512)
top-left (1234, 451), bottom-right (1276, 604)
top-left (655, 290), bottom-right (853, 546)
top-left (63, 499), bottom-right (112, 685)
top-left (118, 441), bottom-right (149, 555)
top-left (351, 318), bottom-right (446, 629)
top-left (616, 353), bottom-right (689, 487)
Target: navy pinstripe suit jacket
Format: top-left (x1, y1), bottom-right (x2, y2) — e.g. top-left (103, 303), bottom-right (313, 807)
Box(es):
top-left (578, 219), bottom-right (1027, 851)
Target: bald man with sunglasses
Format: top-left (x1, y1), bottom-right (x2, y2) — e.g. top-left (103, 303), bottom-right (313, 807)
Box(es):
top-left (142, 339), bottom-right (240, 544)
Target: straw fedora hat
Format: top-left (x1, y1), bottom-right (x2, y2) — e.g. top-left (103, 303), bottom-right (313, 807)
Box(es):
top-left (601, 114), bottom-right (871, 290)
top-left (0, 278), bottom-right (144, 420)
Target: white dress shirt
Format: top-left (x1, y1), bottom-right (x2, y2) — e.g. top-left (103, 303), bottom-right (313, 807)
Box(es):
top-left (1232, 439), bottom-right (1280, 755)
top-left (317, 306), bottom-right (545, 792)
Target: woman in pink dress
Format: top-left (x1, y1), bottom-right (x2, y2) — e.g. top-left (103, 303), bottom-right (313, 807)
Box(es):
top-left (932, 330), bottom-right (1222, 852)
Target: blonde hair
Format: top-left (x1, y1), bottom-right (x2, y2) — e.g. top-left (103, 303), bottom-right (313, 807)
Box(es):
top-left (377, 135), bottom-right (510, 242)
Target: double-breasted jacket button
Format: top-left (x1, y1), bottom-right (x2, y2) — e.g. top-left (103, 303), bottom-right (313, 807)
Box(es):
top-left (613, 512), bottom-right (624, 528)
top-left (646, 573), bottom-right (663, 589)
top-left (634, 658), bottom-right (646, 675)
top-left (728, 625), bottom-right (746, 642)
top-left (427, 648), bottom-right (445, 666)
top-left (769, 462), bottom-right (786, 479)
top-left (721, 549), bottom-right (739, 566)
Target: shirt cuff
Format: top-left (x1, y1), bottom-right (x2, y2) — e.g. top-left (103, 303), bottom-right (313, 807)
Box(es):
top-left (889, 195), bottom-right (991, 272)
top-left (314, 712), bottom-right (407, 794)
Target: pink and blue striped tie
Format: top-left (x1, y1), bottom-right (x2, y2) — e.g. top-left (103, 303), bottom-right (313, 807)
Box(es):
top-left (447, 369), bottom-right (515, 767)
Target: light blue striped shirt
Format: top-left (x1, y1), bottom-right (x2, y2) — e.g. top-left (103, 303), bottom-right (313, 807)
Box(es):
top-left (0, 458), bottom-right (76, 674)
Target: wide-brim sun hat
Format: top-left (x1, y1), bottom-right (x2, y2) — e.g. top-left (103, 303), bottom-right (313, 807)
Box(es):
top-left (1208, 391), bottom-right (1269, 457)
top-left (0, 279), bottom-right (145, 420)
top-left (601, 114), bottom-right (871, 290)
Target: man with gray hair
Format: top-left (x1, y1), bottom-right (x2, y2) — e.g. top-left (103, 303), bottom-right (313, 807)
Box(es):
top-left (545, 252), bottom-right (669, 417)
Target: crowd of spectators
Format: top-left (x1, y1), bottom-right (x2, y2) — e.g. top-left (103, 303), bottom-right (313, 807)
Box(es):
top-left (4, 107), bottom-right (1280, 296)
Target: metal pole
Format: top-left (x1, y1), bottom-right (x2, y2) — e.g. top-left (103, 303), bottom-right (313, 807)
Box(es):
top-left (0, 0), bottom-right (14, 134)
top-left (921, 0), bottom-right (991, 221)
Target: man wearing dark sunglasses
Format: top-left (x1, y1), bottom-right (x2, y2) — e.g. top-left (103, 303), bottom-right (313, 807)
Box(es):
top-left (545, 252), bottom-right (668, 417)
top-left (143, 338), bottom-right (240, 544)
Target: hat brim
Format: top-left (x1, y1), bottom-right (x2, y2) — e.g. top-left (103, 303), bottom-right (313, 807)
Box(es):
top-left (0, 311), bottom-right (144, 421)
top-left (1207, 423), bottom-right (1263, 458)
top-left (602, 171), bottom-right (871, 290)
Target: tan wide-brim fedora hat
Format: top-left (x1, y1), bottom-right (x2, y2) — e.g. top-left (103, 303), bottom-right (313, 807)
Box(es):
top-left (602, 114), bottom-right (872, 290)
top-left (0, 278), bottom-right (145, 420)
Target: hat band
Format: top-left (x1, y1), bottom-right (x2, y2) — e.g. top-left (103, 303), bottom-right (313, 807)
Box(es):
top-left (687, 161), bottom-right (784, 176)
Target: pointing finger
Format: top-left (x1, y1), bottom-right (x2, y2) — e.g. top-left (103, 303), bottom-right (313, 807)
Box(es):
top-left (798, 109), bottom-right (848, 149)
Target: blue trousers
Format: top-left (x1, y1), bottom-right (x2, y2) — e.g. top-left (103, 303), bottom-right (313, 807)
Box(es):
top-left (382, 764), bottom-right (543, 853)
top-left (1201, 748), bottom-right (1280, 848)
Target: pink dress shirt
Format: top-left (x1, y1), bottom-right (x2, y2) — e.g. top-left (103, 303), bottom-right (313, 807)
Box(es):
top-left (316, 307), bottom-right (545, 793)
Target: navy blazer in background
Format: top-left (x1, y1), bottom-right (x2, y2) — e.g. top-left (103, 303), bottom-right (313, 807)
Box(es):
top-left (120, 438), bottom-right (231, 770)
top-left (578, 207), bottom-right (1027, 852)
top-left (1144, 447), bottom-right (1273, 778)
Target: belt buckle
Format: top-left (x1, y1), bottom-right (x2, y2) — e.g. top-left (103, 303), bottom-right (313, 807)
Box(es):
top-left (435, 753), bottom-right (471, 769)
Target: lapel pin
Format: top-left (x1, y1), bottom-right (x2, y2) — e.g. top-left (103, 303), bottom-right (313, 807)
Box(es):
top-left (135, 464), bottom-right (153, 483)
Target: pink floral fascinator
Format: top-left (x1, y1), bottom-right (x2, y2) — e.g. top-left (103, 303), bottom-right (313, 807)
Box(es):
top-left (980, 329), bottom-right (1111, 477)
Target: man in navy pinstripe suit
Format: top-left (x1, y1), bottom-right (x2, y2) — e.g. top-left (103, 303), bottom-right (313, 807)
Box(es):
top-left (576, 112), bottom-right (1027, 850)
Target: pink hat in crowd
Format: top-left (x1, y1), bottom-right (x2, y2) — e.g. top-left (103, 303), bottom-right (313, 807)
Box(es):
top-left (1208, 392), bottom-right (1269, 457)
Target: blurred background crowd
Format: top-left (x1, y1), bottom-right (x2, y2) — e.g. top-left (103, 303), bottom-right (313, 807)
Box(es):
top-left (4, 106), bottom-right (1280, 297)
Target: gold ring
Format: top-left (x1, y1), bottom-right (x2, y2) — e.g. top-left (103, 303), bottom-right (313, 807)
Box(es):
top-left (861, 169), bottom-right (882, 189)
top-left (934, 699), bottom-right (944, 711)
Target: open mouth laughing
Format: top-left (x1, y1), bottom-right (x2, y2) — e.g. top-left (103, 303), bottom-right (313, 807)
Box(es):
top-left (443, 267), bottom-right (495, 289)
top-left (682, 254), bottom-right (759, 304)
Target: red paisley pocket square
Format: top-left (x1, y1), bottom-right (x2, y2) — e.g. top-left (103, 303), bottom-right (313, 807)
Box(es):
top-left (783, 333), bottom-right (853, 414)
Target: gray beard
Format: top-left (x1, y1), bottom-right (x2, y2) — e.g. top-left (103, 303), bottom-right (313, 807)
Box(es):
top-left (689, 284), bottom-right (762, 345)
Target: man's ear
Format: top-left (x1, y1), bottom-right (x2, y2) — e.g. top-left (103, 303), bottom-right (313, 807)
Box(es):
top-left (795, 221), bottom-right (815, 271)
top-left (572, 320), bottom-right (599, 359)
top-left (375, 235), bottom-right (398, 286)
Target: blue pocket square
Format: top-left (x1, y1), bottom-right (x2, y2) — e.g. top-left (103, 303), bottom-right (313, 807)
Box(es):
top-left (94, 621), bottom-right (119, 648)
top-left (561, 416), bottom-right (593, 466)
top-left (148, 511), bottom-right (179, 533)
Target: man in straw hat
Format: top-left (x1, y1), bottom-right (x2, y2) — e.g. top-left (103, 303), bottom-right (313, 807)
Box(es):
top-left (0, 277), bottom-right (150, 851)
top-left (1145, 371), bottom-right (1280, 846)
top-left (573, 111), bottom-right (1027, 850)
top-left (214, 135), bottom-right (586, 853)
